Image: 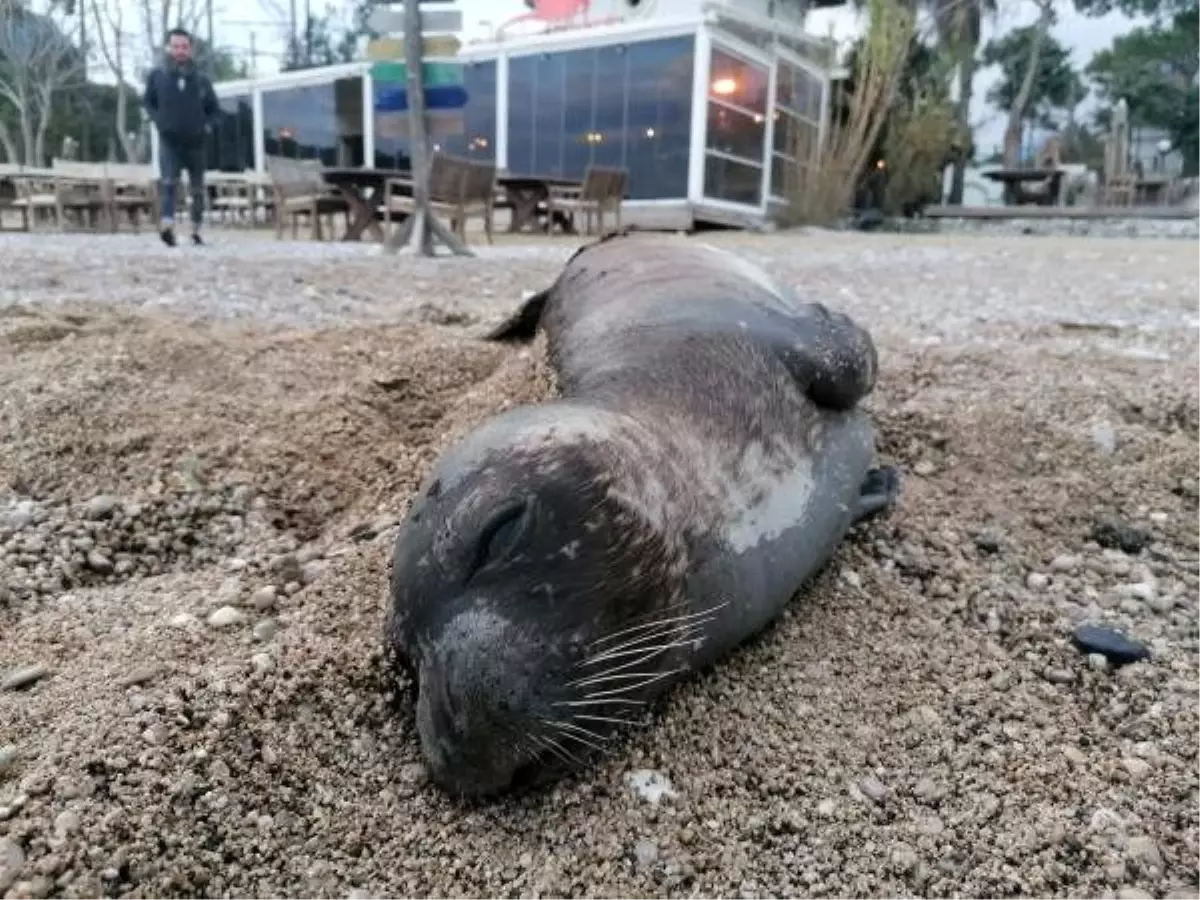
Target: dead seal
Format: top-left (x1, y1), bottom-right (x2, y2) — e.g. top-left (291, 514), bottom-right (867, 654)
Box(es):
top-left (385, 232), bottom-right (901, 797)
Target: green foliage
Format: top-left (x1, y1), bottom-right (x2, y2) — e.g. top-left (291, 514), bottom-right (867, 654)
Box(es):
top-left (1072, 0), bottom-right (1192, 20)
top-left (1086, 1), bottom-right (1199, 175)
top-left (280, 1), bottom-right (375, 71)
top-left (981, 24), bottom-right (1085, 127)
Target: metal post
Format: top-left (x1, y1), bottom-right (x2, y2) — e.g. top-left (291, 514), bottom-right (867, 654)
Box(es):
top-left (384, 1), bottom-right (471, 256)
top-left (206, 0), bottom-right (214, 74)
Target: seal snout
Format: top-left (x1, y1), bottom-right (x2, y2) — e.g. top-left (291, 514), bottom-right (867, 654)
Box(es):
top-left (416, 609), bottom-right (542, 796)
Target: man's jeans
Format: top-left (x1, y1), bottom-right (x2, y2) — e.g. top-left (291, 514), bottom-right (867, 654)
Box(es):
top-left (158, 139), bottom-right (206, 230)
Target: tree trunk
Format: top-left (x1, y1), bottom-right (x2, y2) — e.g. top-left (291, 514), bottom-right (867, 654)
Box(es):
top-left (0, 120), bottom-right (19, 164)
top-left (1002, 1), bottom-right (1052, 168)
top-left (947, 53), bottom-right (976, 204)
top-left (115, 82), bottom-right (140, 161)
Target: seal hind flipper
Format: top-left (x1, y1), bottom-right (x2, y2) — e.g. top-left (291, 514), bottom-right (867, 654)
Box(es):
top-left (852, 465), bottom-right (902, 522)
top-left (484, 288), bottom-right (550, 343)
top-left (771, 302), bottom-right (879, 412)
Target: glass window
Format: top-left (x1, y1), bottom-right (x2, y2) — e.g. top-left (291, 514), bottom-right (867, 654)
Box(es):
top-left (206, 93), bottom-right (254, 172)
top-left (562, 48), bottom-right (597, 177)
top-left (533, 52), bottom-right (566, 175)
top-left (262, 79), bottom-right (363, 167)
top-left (431, 60), bottom-right (497, 160)
top-left (706, 103), bottom-right (765, 164)
top-left (504, 36), bottom-right (693, 199)
top-left (505, 54), bottom-right (536, 175)
top-left (708, 48), bottom-right (769, 116)
top-left (590, 44), bottom-right (626, 171)
top-left (703, 154), bottom-right (763, 205)
top-left (624, 35), bottom-right (694, 199)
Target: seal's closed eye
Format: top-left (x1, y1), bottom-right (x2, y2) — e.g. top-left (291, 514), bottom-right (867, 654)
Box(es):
top-left (467, 499), bottom-right (533, 582)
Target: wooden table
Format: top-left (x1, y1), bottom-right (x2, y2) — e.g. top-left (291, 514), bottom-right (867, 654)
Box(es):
top-left (322, 167), bottom-right (410, 241)
top-left (497, 173), bottom-right (583, 233)
top-left (983, 168), bottom-right (1065, 206)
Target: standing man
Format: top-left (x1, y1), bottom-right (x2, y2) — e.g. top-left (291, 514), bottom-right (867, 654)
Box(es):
top-left (143, 27), bottom-right (218, 247)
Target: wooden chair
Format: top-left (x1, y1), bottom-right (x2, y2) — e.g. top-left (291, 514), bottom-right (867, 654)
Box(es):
top-left (9, 170), bottom-right (59, 231)
top-left (382, 153), bottom-right (498, 246)
top-left (265, 155), bottom-right (348, 240)
top-left (545, 165), bottom-right (627, 235)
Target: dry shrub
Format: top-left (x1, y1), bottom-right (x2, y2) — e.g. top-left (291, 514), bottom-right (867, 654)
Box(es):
top-left (781, 0), bottom-right (916, 226)
top-left (881, 77), bottom-right (961, 215)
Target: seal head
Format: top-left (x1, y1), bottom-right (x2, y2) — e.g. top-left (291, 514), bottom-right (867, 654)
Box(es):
top-left (387, 405), bottom-right (692, 796)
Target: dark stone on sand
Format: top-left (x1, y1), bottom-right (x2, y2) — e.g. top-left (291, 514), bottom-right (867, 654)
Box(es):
top-left (1091, 518), bottom-right (1151, 554)
top-left (1071, 624), bottom-right (1151, 667)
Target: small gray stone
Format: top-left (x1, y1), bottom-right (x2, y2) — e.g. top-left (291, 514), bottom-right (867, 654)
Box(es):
top-left (85, 550), bottom-right (113, 574)
top-left (1116, 888), bottom-right (1154, 900)
top-left (250, 586), bottom-right (277, 610)
top-left (858, 776), bottom-right (887, 803)
top-left (0, 837), bottom-right (26, 893)
top-left (1044, 667), bottom-right (1075, 685)
top-left (1091, 421), bottom-right (1117, 455)
top-left (1087, 653), bottom-right (1110, 672)
top-left (83, 495), bottom-right (119, 520)
top-left (633, 839), bottom-right (659, 869)
top-left (53, 810), bottom-right (80, 837)
top-left (913, 460), bottom-right (936, 477)
top-left (252, 619), bottom-right (278, 642)
top-left (119, 665), bottom-right (160, 688)
top-left (1122, 757), bottom-right (1152, 780)
top-left (1125, 835), bottom-right (1163, 872)
top-left (2, 664), bottom-right (49, 692)
top-left (207, 606), bottom-right (245, 628)
top-left (1027, 572), bottom-right (1050, 591)
top-left (0, 745), bottom-right (17, 773)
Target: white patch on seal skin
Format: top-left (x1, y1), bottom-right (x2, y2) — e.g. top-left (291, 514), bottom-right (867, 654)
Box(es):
top-left (722, 440), bottom-right (816, 553)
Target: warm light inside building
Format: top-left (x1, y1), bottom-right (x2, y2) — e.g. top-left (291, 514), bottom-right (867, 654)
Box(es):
top-left (710, 76), bottom-right (737, 96)
top-left (645, 127), bottom-right (656, 138)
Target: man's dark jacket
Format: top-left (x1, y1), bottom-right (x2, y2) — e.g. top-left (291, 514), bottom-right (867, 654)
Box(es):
top-left (143, 59), bottom-right (219, 146)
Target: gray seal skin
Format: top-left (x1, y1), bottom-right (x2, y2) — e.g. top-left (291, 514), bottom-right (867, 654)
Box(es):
top-left (385, 231), bottom-right (901, 798)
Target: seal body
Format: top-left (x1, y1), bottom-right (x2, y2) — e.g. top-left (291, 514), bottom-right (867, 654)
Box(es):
top-left (386, 233), bottom-right (900, 797)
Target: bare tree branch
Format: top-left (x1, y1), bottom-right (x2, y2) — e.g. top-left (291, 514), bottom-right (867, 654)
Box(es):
top-left (0, 0), bottom-right (86, 164)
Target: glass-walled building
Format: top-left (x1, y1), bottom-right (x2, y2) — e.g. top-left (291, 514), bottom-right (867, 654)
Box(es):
top-left (171, 7), bottom-right (836, 229)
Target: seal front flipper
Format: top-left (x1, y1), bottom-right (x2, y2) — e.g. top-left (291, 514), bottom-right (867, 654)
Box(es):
top-left (852, 465), bottom-right (902, 523)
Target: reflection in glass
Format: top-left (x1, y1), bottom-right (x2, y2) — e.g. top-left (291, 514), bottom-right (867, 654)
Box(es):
top-left (703, 154), bottom-right (763, 204)
top-left (533, 52), bottom-right (567, 175)
top-left (770, 60), bottom-right (824, 199)
top-left (705, 103), bottom-right (765, 163)
top-left (262, 77), bottom-right (364, 167)
top-left (373, 60), bottom-right (498, 168)
top-left (207, 93), bottom-right (254, 171)
top-left (504, 36), bottom-right (694, 199)
top-left (707, 48), bottom-right (769, 114)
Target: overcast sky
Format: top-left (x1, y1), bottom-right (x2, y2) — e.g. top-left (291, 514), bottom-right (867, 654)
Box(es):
top-left (175, 0), bottom-right (1140, 155)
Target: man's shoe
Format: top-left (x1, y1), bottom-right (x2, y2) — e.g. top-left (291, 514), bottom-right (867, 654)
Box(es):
top-left (191, 233), bottom-right (204, 246)
top-left (159, 226), bottom-right (176, 247)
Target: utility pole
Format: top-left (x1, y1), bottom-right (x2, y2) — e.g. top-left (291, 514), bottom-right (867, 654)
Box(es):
top-left (288, 0), bottom-right (297, 67)
top-left (304, 0), bottom-right (312, 66)
top-left (249, 31), bottom-right (257, 77)
top-left (384, 1), bottom-right (470, 256)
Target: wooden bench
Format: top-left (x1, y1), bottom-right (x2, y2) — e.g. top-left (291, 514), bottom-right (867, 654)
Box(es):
top-left (48, 159), bottom-right (112, 229)
top-left (265, 155), bottom-right (349, 240)
top-left (382, 153), bottom-right (498, 245)
top-left (7, 168), bottom-right (59, 231)
top-left (101, 162), bottom-right (155, 231)
top-left (545, 165), bottom-right (627, 235)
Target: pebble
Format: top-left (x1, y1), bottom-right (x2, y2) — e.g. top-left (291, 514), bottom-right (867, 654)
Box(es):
top-left (85, 550), bottom-right (113, 574)
top-left (1050, 554), bottom-right (1079, 572)
top-left (1125, 835), bottom-right (1163, 872)
top-left (2, 664), bottom-right (49, 691)
top-left (633, 839), bottom-right (659, 869)
top-left (0, 745), bottom-right (16, 773)
top-left (169, 612), bottom-right (198, 628)
top-left (83, 495), bottom-right (119, 520)
top-left (208, 606), bottom-right (246, 628)
top-left (251, 586), bottom-right (277, 610)
top-left (1026, 572), bottom-right (1050, 591)
top-left (53, 810), bottom-right (80, 837)
top-left (252, 619), bottom-right (278, 642)
top-left (0, 837), bottom-right (25, 893)
top-left (1090, 421), bottom-right (1117, 455)
top-left (1122, 757), bottom-right (1152, 780)
top-left (1122, 582), bottom-right (1156, 602)
top-left (890, 842), bottom-right (919, 873)
top-left (1116, 889), bottom-right (1154, 900)
top-left (1043, 667), bottom-right (1075, 685)
top-left (250, 652), bottom-right (274, 673)
top-left (1087, 653), bottom-right (1110, 672)
top-left (817, 798), bottom-right (836, 816)
top-left (119, 665), bottom-right (160, 688)
top-left (858, 776), bottom-right (887, 803)
top-left (1072, 625), bottom-right (1151, 666)
top-left (1093, 518), bottom-right (1151, 554)
top-left (626, 769), bottom-right (676, 805)
top-left (913, 460), bottom-right (936, 477)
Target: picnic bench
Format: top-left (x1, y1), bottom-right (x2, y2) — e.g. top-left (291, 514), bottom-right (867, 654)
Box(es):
top-left (207, 170), bottom-right (269, 226)
top-left (983, 167), bottom-right (1065, 207)
top-left (265, 155), bottom-right (350, 240)
top-left (382, 152), bottom-right (498, 245)
top-left (544, 165), bottom-right (628, 235)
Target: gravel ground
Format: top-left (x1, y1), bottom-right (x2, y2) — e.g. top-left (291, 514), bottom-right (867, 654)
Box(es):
top-left (0, 229), bottom-right (1197, 899)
